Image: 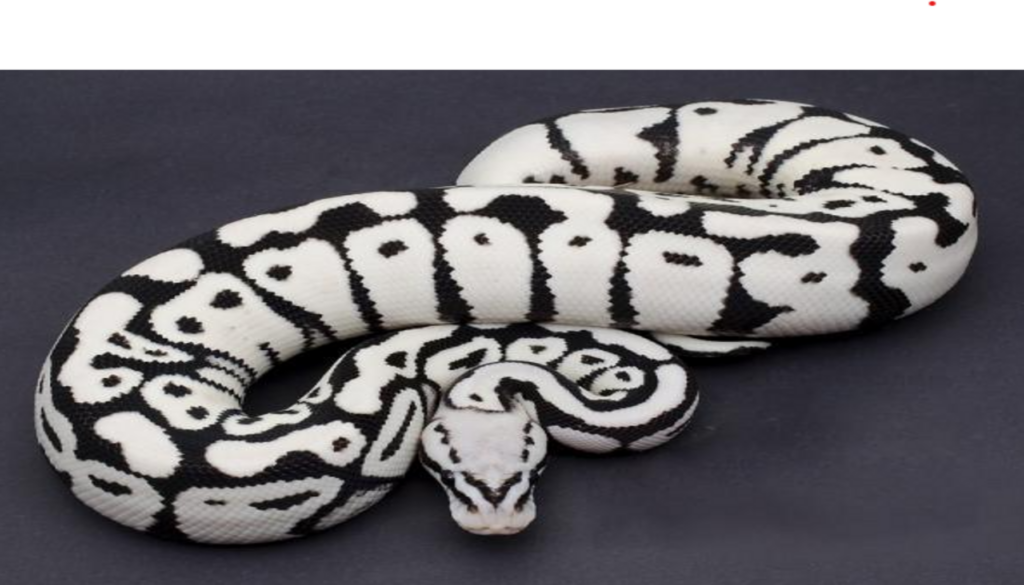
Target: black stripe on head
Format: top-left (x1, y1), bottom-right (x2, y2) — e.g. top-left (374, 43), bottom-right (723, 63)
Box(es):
top-left (419, 446), bottom-right (478, 512)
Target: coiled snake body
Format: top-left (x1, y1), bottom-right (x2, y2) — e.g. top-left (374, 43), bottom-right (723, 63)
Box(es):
top-left (34, 100), bottom-right (977, 543)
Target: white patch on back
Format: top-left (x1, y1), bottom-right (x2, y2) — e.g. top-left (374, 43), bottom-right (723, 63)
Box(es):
top-left (546, 426), bottom-right (620, 454)
top-left (205, 421), bottom-right (365, 477)
top-left (539, 221), bottom-right (620, 324)
top-left (624, 231), bottom-right (734, 333)
top-left (440, 215), bottom-right (532, 322)
top-left (344, 219), bottom-right (440, 329)
top-left (244, 238), bottom-right (366, 339)
top-left (94, 412), bottom-right (182, 478)
top-left (174, 476), bottom-right (344, 544)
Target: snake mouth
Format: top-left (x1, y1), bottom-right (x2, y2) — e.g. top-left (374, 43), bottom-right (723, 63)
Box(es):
top-left (460, 523), bottom-right (527, 536)
top-left (451, 504), bottom-right (537, 536)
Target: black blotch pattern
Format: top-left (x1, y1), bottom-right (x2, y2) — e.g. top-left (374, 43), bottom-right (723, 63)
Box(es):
top-left (266, 265), bottom-right (292, 281)
top-left (211, 289), bottom-right (243, 309)
top-left (870, 145), bottom-right (887, 155)
top-left (107, 333), bottom-right (131, 349)
top-left (802, 272), bottom-right (827, 284)
top-left (474, 233), bottom-right (490, 246)
top-left (695, 107), bottom-right (718, 115)
top-left (449, 348), bottom-right (487, 371)
top-left (824, 200), bottom-right (855, 210)
top-left (663, 251), bottom-right (703, 267)
top-left (176, 316), bottom-right (204, 334)
top-left (164, 382), bottom-right (191, 397)
top-left (187, 406), bottom-right (208, 420)
top-left (101, 375), bottom-right (121, 388)
top-left (385, 351), bottom-right (407, 369)
top-left (377, 240), bottom-right (408, 258)
top-left (690, 175), bottom-right (718, 194)
top-left (910, 262), bottom-right (928, 273)
top-left (89, 475), bottom-right (132, 497)
top-left (250, 491), bottom-right (318, 511)
top-left (569, 236), bottom-right (591, 247)
top-left (614, 167), bottom-right (639, 185)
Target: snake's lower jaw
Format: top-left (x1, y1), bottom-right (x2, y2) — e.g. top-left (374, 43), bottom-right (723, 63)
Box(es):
top-left (451, 501), bottom-right (537, 536)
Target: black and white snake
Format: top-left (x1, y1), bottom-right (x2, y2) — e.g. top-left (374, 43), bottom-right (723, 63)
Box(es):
top-left (34, 99), bottom-right (977, 543)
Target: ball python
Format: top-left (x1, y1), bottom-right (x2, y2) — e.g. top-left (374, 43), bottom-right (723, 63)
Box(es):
top-left (34, 99), bottom-right (977, 544)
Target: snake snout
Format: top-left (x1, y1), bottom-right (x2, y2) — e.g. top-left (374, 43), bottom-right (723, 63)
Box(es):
top-left (451, 500), bottom-right (537, 536)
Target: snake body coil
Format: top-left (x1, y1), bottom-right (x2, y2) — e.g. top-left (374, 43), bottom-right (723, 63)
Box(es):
top-left (35, 100), bottom-right (977, 543)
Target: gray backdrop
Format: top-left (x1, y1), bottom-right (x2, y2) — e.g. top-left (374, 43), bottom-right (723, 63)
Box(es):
top-left (1, 72), bottom-right (1021, 585)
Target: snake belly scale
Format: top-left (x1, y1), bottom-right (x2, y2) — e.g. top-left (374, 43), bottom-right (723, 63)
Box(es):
top-left (34, 99), bottom-right (977, 543)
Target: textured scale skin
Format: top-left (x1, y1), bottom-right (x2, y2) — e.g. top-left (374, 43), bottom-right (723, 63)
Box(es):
top-left (34, 99), bottom-right (977, 544)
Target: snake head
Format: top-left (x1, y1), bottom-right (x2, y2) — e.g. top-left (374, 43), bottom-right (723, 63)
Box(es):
top-left (419, 371), bottom-right (548, 535)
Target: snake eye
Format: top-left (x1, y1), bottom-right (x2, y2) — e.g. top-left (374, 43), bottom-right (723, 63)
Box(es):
top-left (441, 470), bottom-right (455, 481)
